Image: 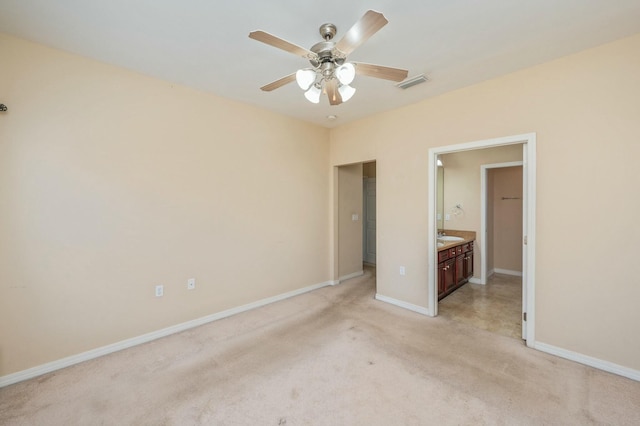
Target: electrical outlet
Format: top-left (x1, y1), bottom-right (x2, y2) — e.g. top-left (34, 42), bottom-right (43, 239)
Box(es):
top-left (155, 285), bottom-right (164, 297)
top-left (187, 278), bottom-right (195, 290)
top-left (399, 266), bottom-right (406, 276)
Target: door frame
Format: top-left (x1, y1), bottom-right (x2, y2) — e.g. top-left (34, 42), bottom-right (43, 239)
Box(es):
top-left (428, 133), bottom-right (536, 347)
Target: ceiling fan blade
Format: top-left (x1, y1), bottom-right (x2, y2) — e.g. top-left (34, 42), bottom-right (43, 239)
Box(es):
top-left (325, 79), bottom-right (342, 105)
top-left (260, 73), bottom-right (297, 92)
top-left (249, 30), bottom-right (317, 60)
top-left (335, 10), bottom-right (388, 56)
top-left (353, 62), bottom-right (408, 82)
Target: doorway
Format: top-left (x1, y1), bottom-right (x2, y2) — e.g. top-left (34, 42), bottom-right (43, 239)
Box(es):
top-left (363, 162), bottom-right (376, 265)
top-left (481, 162), bottom-right (524, 284)
top-left (428, 133), bottom-right (536, 347)
top-left (333, 161), bottom-right (378, 287)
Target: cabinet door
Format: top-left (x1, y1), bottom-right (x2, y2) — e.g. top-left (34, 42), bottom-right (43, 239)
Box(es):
top-left (464, 250), bottom-right (474, 279)
top-left (444, 258), bottom-right (455, 292)
top-left (455, 254), bottom-right (465, 286)
top-left (438, 263), bottom-right (447, 298)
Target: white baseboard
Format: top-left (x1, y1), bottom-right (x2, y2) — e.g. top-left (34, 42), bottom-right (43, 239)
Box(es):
top-left (534, 342), bottom-right (640, 382)
top-left (337, 270), bottom-right (364, 284)
top-left (493, 268), bottom-right (522, 277)
top-left (0, 279), bottom-right (334, 388)
top-left (375, 293), bottom-right (430, 316)
top-left (469, 277), bottom-right (483, 285)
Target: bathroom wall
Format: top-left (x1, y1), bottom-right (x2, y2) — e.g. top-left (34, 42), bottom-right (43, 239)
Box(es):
top-left (491, 166), bottom-right (523, 274)
top-left (440, 145), bottom-right (523, 278)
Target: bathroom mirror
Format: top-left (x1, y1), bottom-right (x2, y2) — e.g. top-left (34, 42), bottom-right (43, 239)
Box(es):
top-left (436, 159), bottom-right (444, 230)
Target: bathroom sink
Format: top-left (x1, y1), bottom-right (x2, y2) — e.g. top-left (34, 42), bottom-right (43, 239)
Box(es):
top-left (437, 242), bottom-right (445, 248)
top-left (437, 236), bottom-right (465, 242)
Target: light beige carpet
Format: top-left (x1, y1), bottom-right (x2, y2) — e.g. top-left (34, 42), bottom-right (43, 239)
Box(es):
top-left (1, 268), bottom-right (639, 425)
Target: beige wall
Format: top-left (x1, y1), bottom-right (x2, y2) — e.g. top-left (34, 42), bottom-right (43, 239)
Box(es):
top-left (441, 145), bottom-right (522, 278)
top-left (330, 34), bottom-right (640, 370)
top-left (0, 34), bottom-right (330, 375)
top-left (491, 166), bottom-right (523, 273)
top-left (3, 30), bottom-right (640, 379)
top-left (337, 164), bottom-right (363, 278)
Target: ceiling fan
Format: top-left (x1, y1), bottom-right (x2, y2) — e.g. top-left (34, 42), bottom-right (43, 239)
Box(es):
top-left (249, 10), bottom-right (408, 106)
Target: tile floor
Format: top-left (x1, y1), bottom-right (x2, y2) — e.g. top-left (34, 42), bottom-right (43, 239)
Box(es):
top-left (438, 273), bottom-right (523, 340)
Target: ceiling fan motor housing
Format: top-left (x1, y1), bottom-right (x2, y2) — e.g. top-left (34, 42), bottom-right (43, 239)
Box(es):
top-left (310, 31), bottom-right (346, 70)
top-left (319, 23), bottom-right (337, 40)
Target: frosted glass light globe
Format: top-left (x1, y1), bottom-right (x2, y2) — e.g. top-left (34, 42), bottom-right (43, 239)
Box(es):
top-left (296, 69), bottom-right (316, 90)
top-left (338, 84), bottom-right (356, 102)
top-left (336, 63), bottom-right (355, 85)
top-left (304, 85), bottom-right (321, 103)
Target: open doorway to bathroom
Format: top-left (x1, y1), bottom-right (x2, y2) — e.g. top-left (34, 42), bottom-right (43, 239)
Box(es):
top-left (428, 133), bottom-right (536, 347)
top-left (437, 156), bottom-right (524, 340)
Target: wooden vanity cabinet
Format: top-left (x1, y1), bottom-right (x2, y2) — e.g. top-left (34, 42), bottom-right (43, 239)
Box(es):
top-left (438, 241), bottom-right (474, 300)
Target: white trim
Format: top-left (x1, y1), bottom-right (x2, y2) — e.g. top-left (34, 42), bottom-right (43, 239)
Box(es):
top-left (0, 279), bottom-right (334, 388)
top-left (493, 268), bottom-right (523, 277)
top-left (534, 342), bottom-right (640, 382)
top-left (480, 161), bottom-right (523, 285)
top-left (468, 277), bottom-right (482, 284)
top-left (428, 132), bottom-right (536, 349)
top-left (337, 270), bottom-right (364, 283)
top-left (375, 294), bottom-right (430, 316)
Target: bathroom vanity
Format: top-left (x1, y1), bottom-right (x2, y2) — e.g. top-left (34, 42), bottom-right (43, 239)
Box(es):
top-left (437, 231), bottom-right (475, 300)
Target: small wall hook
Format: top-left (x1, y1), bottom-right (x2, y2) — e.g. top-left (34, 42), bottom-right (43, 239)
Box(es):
top-left (0, 104), bottom-right (7, 112)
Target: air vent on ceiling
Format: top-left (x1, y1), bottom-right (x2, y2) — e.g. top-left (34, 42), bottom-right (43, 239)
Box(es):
top-left (396, 74), bottom-right (429, 90)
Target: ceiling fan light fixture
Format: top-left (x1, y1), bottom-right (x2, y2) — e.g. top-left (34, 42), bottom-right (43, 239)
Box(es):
top-left (336, 63), bottom-right (355, 85)
top-left (304, 84), bottom-right (322, 103)
top-left (296, 69), bottom-right (316, 90)
top-left (249, 10), bottom-right (408, 107)
top-left (338, 84), bottom-right (356, 102)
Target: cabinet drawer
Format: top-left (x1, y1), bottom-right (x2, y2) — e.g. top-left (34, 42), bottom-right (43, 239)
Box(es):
top-left (449, 248), bottom-right (457, 258)
top-left (438, 250), bottom-right (449, 262)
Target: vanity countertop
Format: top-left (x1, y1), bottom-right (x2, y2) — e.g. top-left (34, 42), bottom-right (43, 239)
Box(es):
top-left (437, 230), bottom-right (476, 251)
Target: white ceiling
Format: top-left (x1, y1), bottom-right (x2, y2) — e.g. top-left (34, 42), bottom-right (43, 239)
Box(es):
top-left (2, 0), bottom-right (640, 128)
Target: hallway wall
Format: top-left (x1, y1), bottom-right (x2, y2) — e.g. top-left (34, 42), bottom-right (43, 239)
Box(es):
top-left (337, 164), bottom-right (363, 278)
